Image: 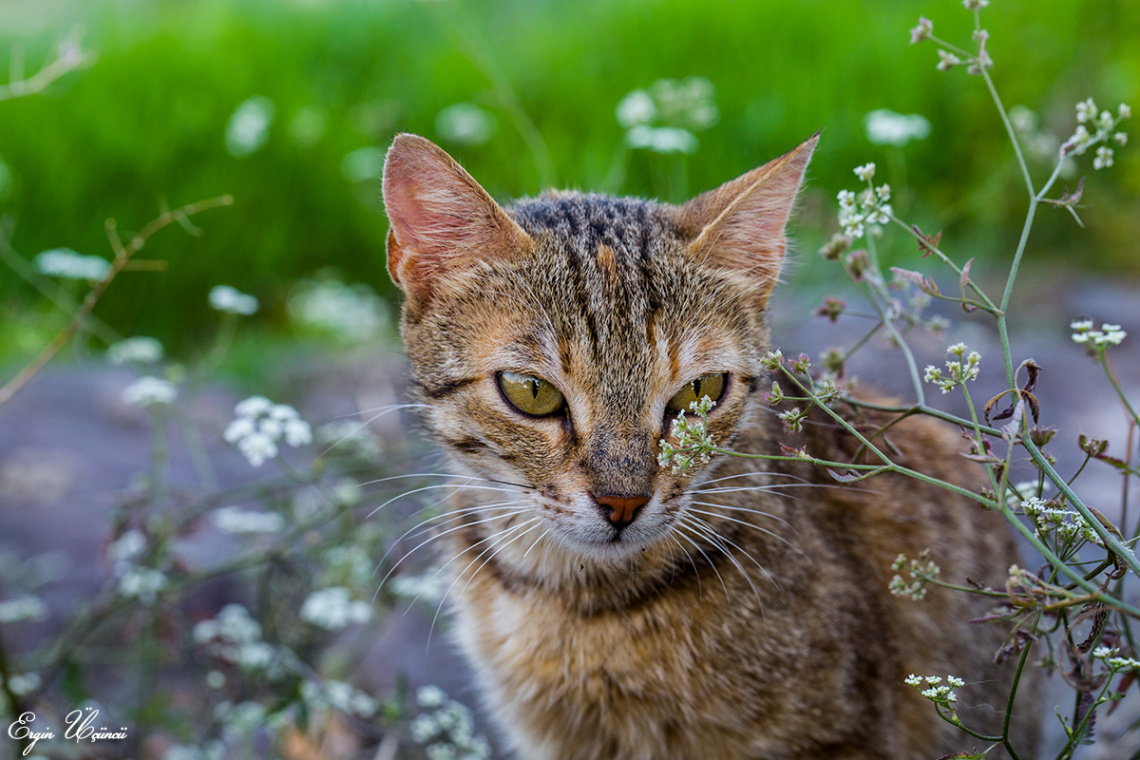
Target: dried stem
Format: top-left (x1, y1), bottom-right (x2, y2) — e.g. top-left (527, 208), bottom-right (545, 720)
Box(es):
top-left (0, 195), bottom-right (233, 407)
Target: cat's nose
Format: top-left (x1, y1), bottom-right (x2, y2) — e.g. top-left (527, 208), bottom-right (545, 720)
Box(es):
top-left (593, 493), bottom-right (650, 528)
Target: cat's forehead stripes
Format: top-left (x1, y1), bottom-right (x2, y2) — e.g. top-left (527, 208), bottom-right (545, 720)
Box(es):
top-left (508, 194), bottom-right (670, 263)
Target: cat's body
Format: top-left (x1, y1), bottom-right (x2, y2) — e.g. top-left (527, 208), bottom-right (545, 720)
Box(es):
top-left (382, 134), bottom-right (1039, 759)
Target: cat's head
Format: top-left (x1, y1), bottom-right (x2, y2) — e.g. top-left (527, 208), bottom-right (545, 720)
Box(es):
top-left (382, 133), bottom-right (816, 567)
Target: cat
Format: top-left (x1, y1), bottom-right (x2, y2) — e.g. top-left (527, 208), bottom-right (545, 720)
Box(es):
top-left (381, 133), bottom-right (1040, 759)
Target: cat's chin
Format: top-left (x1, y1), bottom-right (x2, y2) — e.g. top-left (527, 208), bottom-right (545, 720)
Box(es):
top-left (554, 529), bottom-right (666, 564)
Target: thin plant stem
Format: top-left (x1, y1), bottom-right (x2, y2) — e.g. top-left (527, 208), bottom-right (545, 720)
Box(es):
top-left (0, 195), bottom-right (233, 407)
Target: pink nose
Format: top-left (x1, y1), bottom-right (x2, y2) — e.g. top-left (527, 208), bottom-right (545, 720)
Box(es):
top-left (594, 494), bottom-right (650, 527)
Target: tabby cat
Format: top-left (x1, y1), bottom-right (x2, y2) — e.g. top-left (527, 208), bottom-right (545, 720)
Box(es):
top-left (381, 133), bottom-right (1039, 759)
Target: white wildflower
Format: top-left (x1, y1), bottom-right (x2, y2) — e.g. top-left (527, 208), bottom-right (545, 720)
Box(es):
top-left (316, 420), bottom-right (383, 459)
top-left (923, 344), bottom-right (980, 393)
top-left (118, 568), bottom-right (168, 604)
top-left (418, 685), bottom-right (448, 708)
top-left (1076, 98), bottom-right (1098, 124)
top-left (625, 125), bottom-right (699, 154)
top-left (283, 418), bottom-right (313, 446)
top-left (34, 248), bottom-right (110, 280)
top-left (908, 17), bottom-right (933, 44)
top-left (1120, 103), bottom-right (1132, 119)
top-left (962, 0), bottom-right (988, 8)
top-left (1072, 320), bottom-right (1127, 351)
top-left (122, 376), bottom-right (177, 407)
top-left (300, 587), bottom-right (373, 630)
top-left (106, 337), bottom-right (164, 365)
top-left (411, 713), bottom-right (441, 742)
top-left (236, 641), bottom-right (275, 669)
top-left (1093, 145), bottom-right (1114, 169)
top-left (258, 416), bottom-right (283, 438)
top-left (7, 672), bottom-right (41, 695)
top-left (225, 96), bottom-right (275, 158)
top-left (213, 506), bottom-right (285, 534)
top-left (1109, 656), bottom-right (1140, 671)
top-left (616, 89), bottom-right (657, 128)
top-left (435, 103), bottom-right (497, 147)
top-left (853, 163), bottom-right (876, 182)
top-left (288, 278), bottom-right (388, 341)
top-left (237, 432), bottom-right (278, 467)
top-left (235, 395), bottom-right (272, 417)
top-left (225, 395), bottom-right (312, 467)
top-left (194, 604), bottom-right (261, 645)
top-left (390, 572), bottom-right (447, 602)
top-left (223, 416), bottom-right (256, 443)
top-left (426, 745), bottom-right (457, 760)
top-left (0, 595), bottom-right (48, 623)
top-left (865, 110), bottom-right (931, 146)
top-left (937, 50), bottom-right (961, 71)
top-left (209, 284), bottom-right (259, 315)
top-left (108, 529), bottom-right (147, 567)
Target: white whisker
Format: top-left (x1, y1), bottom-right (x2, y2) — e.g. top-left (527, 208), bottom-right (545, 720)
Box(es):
top-left (687, 505), bottom-right (794, 547)
top-left (672, 524), bottom-right (729, 598)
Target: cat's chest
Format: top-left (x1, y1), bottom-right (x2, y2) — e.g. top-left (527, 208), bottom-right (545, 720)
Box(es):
top-left (448, 567), bottom-right (874, 759)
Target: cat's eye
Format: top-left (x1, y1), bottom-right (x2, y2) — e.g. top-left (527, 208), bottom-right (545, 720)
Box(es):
top-left (498, 371), bottom-right (566, 417)
top-left (667, 373), bottom-right (727, 414)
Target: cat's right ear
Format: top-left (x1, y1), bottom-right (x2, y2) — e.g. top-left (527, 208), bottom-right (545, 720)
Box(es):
top-left (382, 134), bottom-right (533, 306)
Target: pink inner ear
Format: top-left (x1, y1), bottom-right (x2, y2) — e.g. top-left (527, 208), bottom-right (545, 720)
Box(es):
top-left (683, 135), bottom-right (818, 289)
top-left (382, 134), bottom-right (531, 298)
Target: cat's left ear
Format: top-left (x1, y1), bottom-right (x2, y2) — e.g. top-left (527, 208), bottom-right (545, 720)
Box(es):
top-left (673, 133), bottom-right (819, 304)
top-left (382, 133), bottom-right (534, 307)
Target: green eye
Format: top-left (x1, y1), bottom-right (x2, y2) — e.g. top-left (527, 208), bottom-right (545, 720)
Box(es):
top-left (667, 373), bottom-right (727, 414)
top-left (498, 371), bottom-right (566, 417)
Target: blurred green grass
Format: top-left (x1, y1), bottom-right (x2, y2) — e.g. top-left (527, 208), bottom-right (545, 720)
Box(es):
top-left (0, 0), bottom-right (1137, 361)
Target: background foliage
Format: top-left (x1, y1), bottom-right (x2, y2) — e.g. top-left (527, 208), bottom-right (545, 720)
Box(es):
top-left (1, 0), bottom-right (1138, 364)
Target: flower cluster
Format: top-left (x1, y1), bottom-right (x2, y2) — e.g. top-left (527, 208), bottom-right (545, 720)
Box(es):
top-left (106, 336), bottom-right (164, 365)
top-left (193, 604), bottom-right (279, 671)
top-left (1071, 319), bottom-right (1126, 354)
top-left (616, 77), bottom-right (718, 155)
top-left (34, 248), bottom-right (110, 280)
top-left (213, 506), bottom-right (285, 534)
top-left (904, 673), bottom-right (965, 717)
top-left (1062, 99), bottom-right (1130, 168)
top-left (1020, 497), bottom-right (1103, 548)
top-left (223, 396), bottom-right (312, 467)
top-left (435, 102), bottom-right (498, 147)
top-left (909, 4), bottom-right (993, 75)
top-left (107, 529), bottom-right (168, 605)
top-left (225, 96), bottom-right (275, 158)
top-left (121, 376), bottom-right (178, 407)
top-left (1093, 646), bottom-right (1140, 672)
top-left (777, 407), bottom-right (807, 434)
top-left (316, 419), bottom-right (384, 460)
top-left (837, 163), bottom-right (892, 240)
top-left (889, 550), bottom-right (941, 600)
top-left (208, 284), bottom-right (259, 315)
top-left (299, 586), bottom-right (373, 630)
top-left (390, 571), bottom-right (448, 603)
top-left (0, 594), bottom-right (48, 623)
top-left (409, 685), bottom-right (492, 760)
top-left (657, 396), bottom-right (716, 475)
top-left (287, 278), bottom-right (388, 342)
top-left (923, 343), bottom-right (981, 394)
top-left (863, 109), bottom-right (931, 147)
top-left (299, 679), bottom-right (378, 718)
